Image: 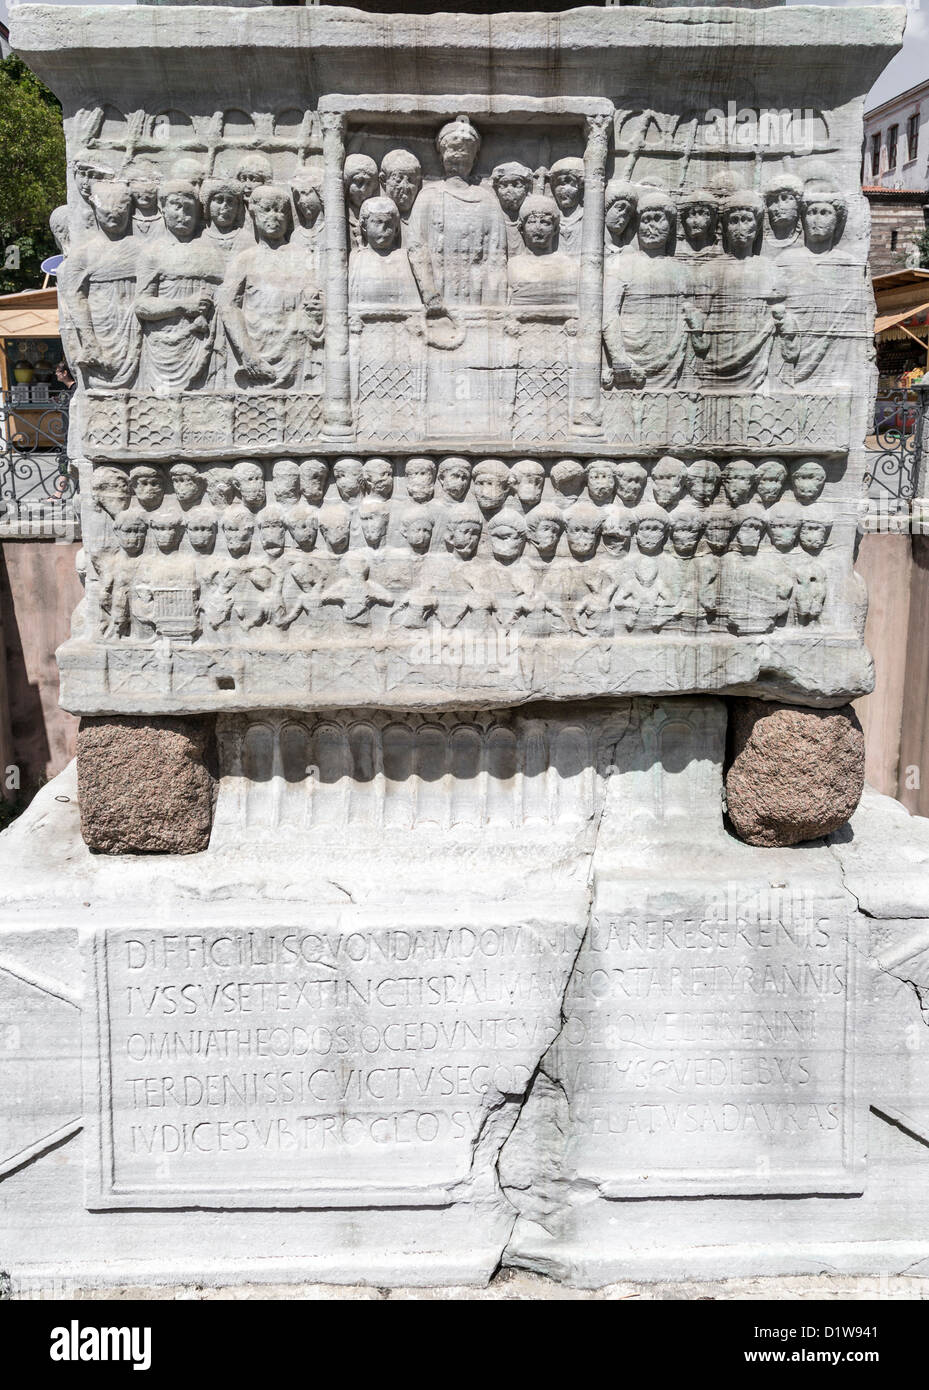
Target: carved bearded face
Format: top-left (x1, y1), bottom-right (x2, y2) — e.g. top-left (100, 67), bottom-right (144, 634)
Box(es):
top-left (114, 518), bottom-right (147, 555)
top-left (362, 458), bottom-right (393, 499)
top-left (439, 130), bottom-right (479, 180)
top-left (489, 520), bottom-right (525, 563)
top-left (705, 513), bottom-right (732, 553)
top-left (207, 189), bottom-right (241, 233)
top-left (151, 516), bottom-right (183, 554)
top-left (403, 515), bottom-right (434, 554)
top-left (170, 466), bottom-right (205, 508)
top-left (792, 461), bottom-right (826, 502)
top-left (687, 460), bottom-right (720, 506)
top-left (670, 515), bottom-right (703, 557)
top-left (652, 457), bottom-right (686, 508)
top-left (223, 512), bottom-right (254, 557)
top-left (767, 189), bottom-right (800, 235)
top-left (755, 461), bottom-right (788, 506)
top-left (768, 516), bottom-right (800, 552)
top-left (300, 461), bottom-right (329, 506)
top-left (259, 516), bottom-right (286, 558)
top-left (565, 514), bottom-right (599, 559)
top-left (736, 518), bottom-right (765, 554)
top-left (405, 459), bottom-right (436, 504)
top-left (381, 166), bottom-right (421, 216)
top-left (163, 192), bottom-right (198, 238)
top-left (614, 462), bottom-right (647, 507)
top-left (234, 464), bottom-right (266, 510)
top-left (721, 462), bottom-right (756, 507)
top-left (528, 514), bottom-right (563, 559)
top-left (638, 208), bottom-right (671, 252)
top-left (363, 205), bottom-right (399, 252)
top-left (236, 163), bottom-right (271, 203)
top-left (600, 510), bottom-right (633, 556)
top-left (252, 195), bottom-right (289, 243)
top-left (334, 460), bottom-right (364, 501)
top-left (272, 461), bottom-right (301, 505)
top-left (93, 468), bottom-right (130, 517)
top-left (287, 510), bottom-right (318, 550)
top-left (799, 520), bottom-right (829, 554)
top-left (550, 171), bottom-right (582, 216)
top-left (131, 469), bottom-right (166, 511)
top-left (473, 465), bottom-right (508, 514)
top-left (360, 507), bottom-right (390, 549)
top-left (586, 462), bottom-right (615, 506)
top-left (724, 206), bottom-right (759, 254)
top-left (446, 519), bottom-right (481, 559)
top-left (320, 511), bottom-right (351, 553)
top-left (495, 174), bottom-right (531, 218)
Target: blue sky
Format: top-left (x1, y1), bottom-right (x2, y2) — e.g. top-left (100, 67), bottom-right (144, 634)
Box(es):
top-left (2, 1), bottom-right (924, 112)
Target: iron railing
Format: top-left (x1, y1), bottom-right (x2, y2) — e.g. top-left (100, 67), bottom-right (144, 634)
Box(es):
top-left (0, 387), bottom-right (78, 534)
top-left (866, 388), bottom-right (925, 507)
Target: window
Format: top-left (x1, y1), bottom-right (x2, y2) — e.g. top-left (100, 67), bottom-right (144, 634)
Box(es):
top-left (908, 112), bottom-right (919, 162)
top-left (871, 131), bottom-right (882, 177)
top-left (888, 123), bottom-right (899, 169)
top-left (892, 229), bottom-right (899, 250)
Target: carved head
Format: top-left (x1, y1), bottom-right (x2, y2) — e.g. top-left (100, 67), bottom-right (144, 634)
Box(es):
top-left (564, 501), bottom-right (602, 560)
top-left (518, 195), bottom-right (561, 254)
top-left (92, 466), bottom-right (130, 518)
top-left (285, 503), bottom-right (319, 551)
top-left (651, 455), bottom-right (687, 509)
top-left (755, 458), bottom-right (788, 506)
top-left (291, 167), bottom-right (324, 227)
top-left (800, 182), bottom-right (847, 253)
top-left (169, 463), bottom-right (206, 510)
top-left (405, 457), bottom-right (437, 504)
top-left (222, 506), bottom-right (255, 558)
top-left (360, 499), bottom-right (391, 549)
top-left (299, 458), bottom-right (330, 506)
top-left (358, 196), bottom-right (400, 253)
top-left (90, 180), bottom-right (132, 239)
top-left (548, 157), bottom-right (584, 216)
top-left (679, 187), bottom-right (718, 252)
top-left (763, 172), bottom-right (803, 238)
top-left (362, 456), bottom-right (394, 500)
top-left (201, 177), bottom-right (243, 233)
top-left (636, 189), bottom-right (677, 256)
top-left (258, 504), bottom-right (287, 559)
top-left (379, 149), bottom-right (422, 216)
top-left (185, 506), bottom-right (218, 555)
top-left (472, 459), bottom-right (510, 515)
top-left (445, 513), bottom-right (483, 560)
top-left (668, 505), bottom-right (704, 558)
top-left (234, 152), bottom-right (273, 205)
top-left (491, 161), bottom-right (533, 219)
top-left (791, 458), bottom-right (827, 503)
top-left (721, 459), bottom-right (756, 508)
top-left (487, 507), bottom-right (527, 563)
top-left (333, 457), bottom-right (365, 502)
top-left (704, 504), bottom-right (734, 554)
top-left (687, 458), bottom-right (721, 507)
top-left (510, 458), bottom-right (545, 509)
top-left (605, 180), bottom-right (638, 246)
top-left (599, 505), bottom-right (634, 557)
top-left (437, 456), bottom-right (472, 503)
top-left (73, 151), bottom-right (114, 203)
top-left (49, 204), bottom-right (70, 256)
top-left (127, 161), bottom-right (160, 216)
top-left (159, 180), bottom-right (201, 239)
top-left (113, 512), bottom-right (148, 556)
top-left (720, 189), bottom-right (764, 257)
top-left (232, 461), bottom-right (267, 511)
top-left (733, 503), bottom-right (767, 555)
top-left (550, 458), bottom-right (586, 500)
top-left (271, 459), bottom-right (301, 506)
top-left (249, 184), bottom-right (292, 244)
top-left (436, 115), bottom-right (481, 179)
top-left (205, 468), bottom-right (237, 509)
top-left (798, 508), bottom-right (831, 554)
top-left (766, 504), bottom-right (802, 552)
top-left (400, 507), bottom-right (435, 554)
top-left (613, 460), bottom-right (647, 508)
top-left (319, 504), bottom-right (351, 553)
top-left (129, 464), bottom-right (167, 512)
top-left (526, 502), bottom-right (564, 559)
top-left (343, 153), bottom-right (379, 212)
top-left (585, 459), bottom-right (616, 507)
top-left (150, 511), bottom-right (184, 554)
top-left (634, 504), bottom-right (668, 556)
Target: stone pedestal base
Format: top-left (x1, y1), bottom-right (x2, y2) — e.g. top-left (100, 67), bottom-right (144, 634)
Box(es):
top-left (2, 698), bottom-right (929, 1289)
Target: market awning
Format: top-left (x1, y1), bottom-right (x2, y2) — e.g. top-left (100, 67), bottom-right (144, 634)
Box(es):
top-left (0, 287), bottom-right (59, 338)
top-left (875, 301), bottom-right (929, 336)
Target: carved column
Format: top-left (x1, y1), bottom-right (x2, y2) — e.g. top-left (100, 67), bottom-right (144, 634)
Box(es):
top-left (320, 110), bottom-right (353, 436)
top-left (571, 113), bottom-right (611, 436)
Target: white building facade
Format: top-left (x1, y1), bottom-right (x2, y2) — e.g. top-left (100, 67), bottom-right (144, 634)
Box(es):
top-left (864, 77), bottom-right (929, 190)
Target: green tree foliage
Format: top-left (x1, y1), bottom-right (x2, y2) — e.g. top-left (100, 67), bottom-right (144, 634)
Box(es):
top-left (0, 55), bottom-right (66, 294)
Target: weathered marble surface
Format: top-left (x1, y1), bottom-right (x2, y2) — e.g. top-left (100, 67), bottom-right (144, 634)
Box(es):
top-left (12, 3), bottom-right (902, 711)
top-left (1, 700), bottom-right (929, 1286)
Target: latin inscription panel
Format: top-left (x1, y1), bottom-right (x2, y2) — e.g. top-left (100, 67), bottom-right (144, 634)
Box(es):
top-left (548, 884), bottom-right (864, 1195)
top-left (87, 920), bottom-right (582, 1208)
